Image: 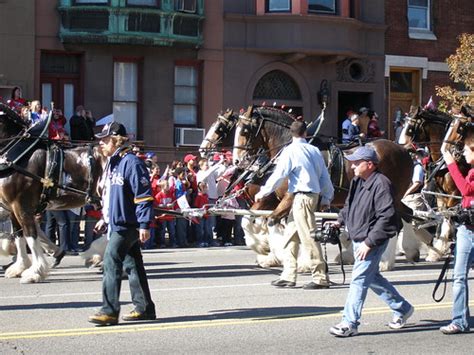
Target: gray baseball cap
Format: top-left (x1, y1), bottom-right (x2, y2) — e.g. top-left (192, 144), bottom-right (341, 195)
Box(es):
top-left (345, 146), bottom-right (379, 164)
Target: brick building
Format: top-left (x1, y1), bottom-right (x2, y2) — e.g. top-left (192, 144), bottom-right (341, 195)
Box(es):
top-left (385, 0), bottom-right (474, 138)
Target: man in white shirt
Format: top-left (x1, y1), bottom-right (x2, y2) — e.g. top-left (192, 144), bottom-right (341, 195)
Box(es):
top-left (255, 120), bottom-right (334, 289)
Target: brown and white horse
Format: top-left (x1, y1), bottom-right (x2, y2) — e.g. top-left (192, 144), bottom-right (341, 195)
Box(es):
top-left (0, 103), bottom-right (106, 283)
top-left (232, 106), bottom-right (413, 271)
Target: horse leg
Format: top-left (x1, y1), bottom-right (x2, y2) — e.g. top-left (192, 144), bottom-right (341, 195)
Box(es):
top-left (20, 235), bottom-right (49, 283)
top-left (379, 236), bottom-right (397, 271)
top-left (242, 216), bottom-right (270, 255)
top-left (5, 236), bottom-right (31, 278)
top-left (426, 218), bottom-right (453, 262)
top-left (334, 231), bottom-right (354, 265)
top-left (81, 235), bottom-right (107, 268)
top-left (400, 220), bottom-right (421, 262)
top-left (37, 220), bottom-right (59, 257)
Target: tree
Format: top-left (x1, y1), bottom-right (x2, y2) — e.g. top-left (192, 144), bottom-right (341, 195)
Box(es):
top-left (436, 33), bottom-right (474, 111)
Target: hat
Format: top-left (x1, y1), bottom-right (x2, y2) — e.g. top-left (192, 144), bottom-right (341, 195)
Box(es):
top-left (359, 107), bottom-right (369, 114)
top-left (183, 154), bottom-right (197, 163)
top-left (345, 146), bottom-right (379, 164)
top-left (146, 152), bottom-right (156, 159)
top-left (95, 122), bottom-right (127, 139)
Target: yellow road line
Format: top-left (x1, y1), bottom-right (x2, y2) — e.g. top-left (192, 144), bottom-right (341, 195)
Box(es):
top-left (1, 301), bottom-right (472, 341)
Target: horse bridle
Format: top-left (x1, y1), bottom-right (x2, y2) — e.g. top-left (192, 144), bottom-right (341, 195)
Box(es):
top-left (405, 111), bottom-right (452, 146)
top-left (203, 114), bottom-right (237, 148)
top-left (443, 116), bottom-right (474, 159)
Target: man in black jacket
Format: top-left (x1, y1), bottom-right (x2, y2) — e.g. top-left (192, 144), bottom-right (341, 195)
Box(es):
top-left (69, 105), bottom-right (94, 141)
top-left (328, 146), bottom-right (414, 337)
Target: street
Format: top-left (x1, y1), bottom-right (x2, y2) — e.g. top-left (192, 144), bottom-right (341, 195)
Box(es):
top-left (0, 246), bottom-right (472, 354)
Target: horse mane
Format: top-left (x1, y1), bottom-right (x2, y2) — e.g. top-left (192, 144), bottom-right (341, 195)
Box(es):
top-left (418, 108), bottom-right (452, 125)
top-left (253, 107), bottom-right (296, 141)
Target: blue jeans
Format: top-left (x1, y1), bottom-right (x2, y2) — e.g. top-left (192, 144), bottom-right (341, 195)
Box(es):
top-left (451, 225), bottom-right (474, 331)
top-left (175, 218), bottom-right (188, 247)
top-left (45, 210), bottom-right (70, 253)
top-left (342, 240), bottom-right (412, 328)
top-left (101, 229), bottom-right (155, 316)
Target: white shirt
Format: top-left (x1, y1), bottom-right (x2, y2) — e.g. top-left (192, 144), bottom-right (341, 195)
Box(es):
top-left (196, 162), bottom-right (226, 200)
top-left (412, 161), bottom-right (424, 184)
top-left (256, 137), bottom-right (334, 205)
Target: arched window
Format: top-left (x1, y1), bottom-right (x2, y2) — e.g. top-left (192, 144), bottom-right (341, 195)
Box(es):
top-left (253, 70), bottom-right (302, 100)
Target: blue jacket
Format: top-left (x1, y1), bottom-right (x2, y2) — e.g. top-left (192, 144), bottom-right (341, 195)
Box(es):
top-left (108, 149), bottom-right (154, 232)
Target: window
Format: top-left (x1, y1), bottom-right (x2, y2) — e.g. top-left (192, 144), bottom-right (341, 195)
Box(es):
top-left (408, 0), bottom-right (431, 30)
top-left (127, 0), bottom-right (160, 7)
top-left (253, 70), bottom-right (301, 100)
top-left (175, 0), bottom-right (196, 13)
top-left (74, 0), bottom-right (108, 4)
top-left (266, 0), bottom-right (291, 12)
top-left (390, 72), bottom-right (413, 93)
top-left (113, 62), bottom-right (138, 139)
top-left (308, 0), bottom-right (336, 14)
top-left (174, 65), bottom-right (198, 125)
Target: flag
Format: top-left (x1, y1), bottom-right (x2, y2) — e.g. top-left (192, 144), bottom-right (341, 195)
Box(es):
top-left (424, 96), bottom-right (436, 110)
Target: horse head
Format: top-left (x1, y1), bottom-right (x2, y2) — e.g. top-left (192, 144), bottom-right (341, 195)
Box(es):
top-left (233, 106), bottom-right (295, 168)
top-left (398, 107), bottom-right (452, 161)
top-left (442, 114), bottom-right (474, 160)
top-left (0, 103), bottom-right (28, 141)
top-left (199, 109), bottom-right (237, 158)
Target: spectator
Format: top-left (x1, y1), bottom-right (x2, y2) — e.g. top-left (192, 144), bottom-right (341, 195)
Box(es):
top-left (174, 167), bottom-right (190, 247)
top-left (146, 152), bottom-right (159, 165)
top-left (30, 100), bottom-right (46, 125)
top-left (8, 86), bottom-right (27, 112)
top-left (70, 105), bottom-right (94, 141)
top-left (367, 111), bottom-right (384, 139)
top-left (341, 110), bottom-right (354, 143)
top-left (194, 182), bottom-right (211, 247)
top-left (347, 114), bottom-right (365, 143)
top-left (49, 108), bottom-right (68, 140)
top-left (155, 179), bottom-right (177, 248)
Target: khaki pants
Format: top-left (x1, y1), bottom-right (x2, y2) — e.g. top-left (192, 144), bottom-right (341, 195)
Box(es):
top-left (280, 193), bottom-right (329, 285)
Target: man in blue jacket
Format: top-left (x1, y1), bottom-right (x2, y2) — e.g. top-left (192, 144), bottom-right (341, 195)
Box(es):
top-left (328, 146), bottom-right (413, 337)
top-left (88, 122), bottom-right (156, 326)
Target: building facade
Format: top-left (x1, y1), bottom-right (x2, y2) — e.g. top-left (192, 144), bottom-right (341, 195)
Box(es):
top-left (385, 0), bottom-right (474, 138)
top-left (205, 0), bottom-right (388, 140)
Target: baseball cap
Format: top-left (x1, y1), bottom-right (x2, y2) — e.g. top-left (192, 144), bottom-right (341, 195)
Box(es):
top-left (183, 154), bottom-right (197, 163)
top-left (95, 122), bottom-right (127, 139)
top-left (146, 152), bottom-right (156, 159)
top-left (345, 146), bottom-right (379, 164)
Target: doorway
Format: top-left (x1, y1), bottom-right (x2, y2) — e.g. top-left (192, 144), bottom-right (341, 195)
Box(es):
top-left (337, 91), bottom-right (371, 139)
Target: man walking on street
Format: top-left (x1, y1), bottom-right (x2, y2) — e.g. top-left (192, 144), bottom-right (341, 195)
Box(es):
top-left (255, 120), bottom-right (334, 289)
top-left (88, 122), bottom-right (156, 326)
top-left (328, 146), bottom-right (414, 337)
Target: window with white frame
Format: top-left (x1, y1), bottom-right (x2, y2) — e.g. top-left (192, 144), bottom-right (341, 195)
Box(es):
top-left (175, 0), bottom-right (196, 13)
top-left (266, 0), bottom-right (291, 12)
top-left (174, 65), bottom-right (198, 125)
top-left (308, 0), bottom-right (336, 14)
top-left (408, 0), bottom-right (431, 30)
top-left (113, 62), bottom-right (138, 139)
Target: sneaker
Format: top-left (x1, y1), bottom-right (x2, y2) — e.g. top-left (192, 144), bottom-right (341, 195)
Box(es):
top-left (440, 323), bottom-right (466, 335)
top-left (88, 312), bottom-right (119, 326)
top-left (224, 242), bottom-right (233, 247)
top-left (329, 322), bottom-right (358, 337)
top-left (122, 310), bottom-right (156, 322)
top-left (388, 306), bottom-right (414, 329)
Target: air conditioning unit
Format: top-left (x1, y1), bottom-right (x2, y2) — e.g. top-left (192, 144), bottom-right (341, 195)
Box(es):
top-left (175, 127), bottom-right (205, 147)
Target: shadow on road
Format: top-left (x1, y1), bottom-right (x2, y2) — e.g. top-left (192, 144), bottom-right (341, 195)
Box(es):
top-left (0, 301), bottom-right (107, 311)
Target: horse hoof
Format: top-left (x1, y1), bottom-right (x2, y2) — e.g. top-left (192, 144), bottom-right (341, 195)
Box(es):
top-left (20, 268), bottom-right (45, 283)
top-left (425, 253), bottom-right (441, 263)
top-left (379, 261), bottom-right (394, 272)
top-left (4, 263), bottom-right (29, 278)
top-left (405, 251), bottom-right (420, 263)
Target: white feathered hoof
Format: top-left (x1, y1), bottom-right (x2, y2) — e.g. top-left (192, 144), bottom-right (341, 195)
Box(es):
top-left (20, 267), bottom-right (46, 284)
top-left (245, 235), bottom-right (270, 255)
top-left (425, 249), bottom-right (442, 263)
top-left (5, 260), bottom-right (31, 278)
top-left (256, 253), bottom-right (281, 268)
top-left (379, 260), bottom-right (395, 272)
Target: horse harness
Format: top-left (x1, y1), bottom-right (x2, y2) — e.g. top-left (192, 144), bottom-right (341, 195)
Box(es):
top-left (0, 115), bottom-right (99, 212)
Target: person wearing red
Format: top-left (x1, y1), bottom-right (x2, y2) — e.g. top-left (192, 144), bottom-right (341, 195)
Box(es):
top-left (194, 182), bottom-right (211, 247)
top-left (367, 111), bottom-right (384, 139)
top-left (441, 132), bottom-right (474, 334)
top-left (8, 87), bottom-right (27, 112)
top-left (49, 109), bottom-right (68, 140)
top-left (154, 180), bottom-right (177, 248)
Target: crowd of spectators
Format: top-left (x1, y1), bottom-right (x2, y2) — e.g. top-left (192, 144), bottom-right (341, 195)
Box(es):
top-left (1, 87), bottom-right (246, 261)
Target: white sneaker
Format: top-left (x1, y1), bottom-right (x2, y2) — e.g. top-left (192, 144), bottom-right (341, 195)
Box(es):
top-left (329, 321), bottom-right (359, 337)
top-left (388, 306), bottom-right (414, 329)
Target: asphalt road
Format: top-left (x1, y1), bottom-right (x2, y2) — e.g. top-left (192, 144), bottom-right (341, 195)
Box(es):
top-left (0, 246), bottom-right (472, 354)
